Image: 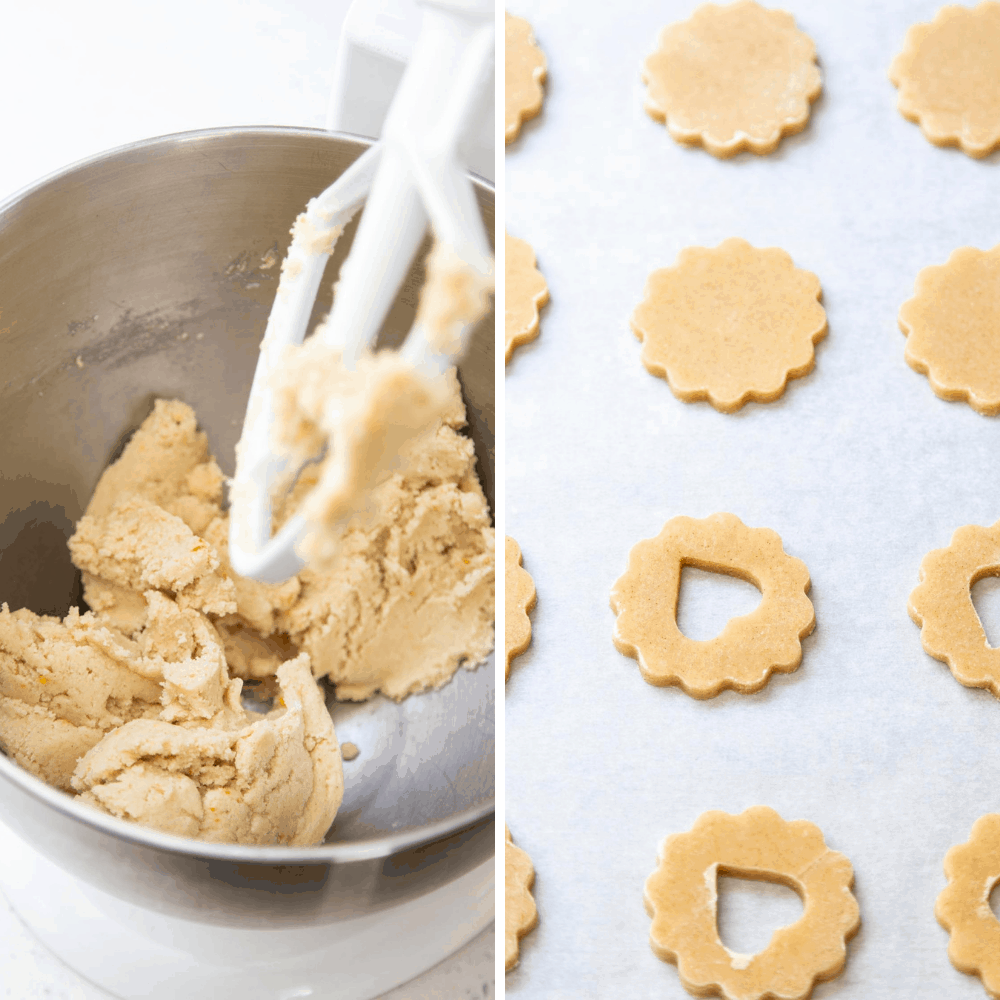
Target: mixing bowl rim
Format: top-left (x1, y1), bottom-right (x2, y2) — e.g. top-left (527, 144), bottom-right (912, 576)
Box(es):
top-left (0, 125), bottom-right (495, 863)
top-left (0, 124), bottom-right (495, 217)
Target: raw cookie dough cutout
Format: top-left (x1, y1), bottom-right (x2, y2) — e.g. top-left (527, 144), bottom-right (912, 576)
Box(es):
top-left (505, 536), bottom-right (536, 680)
top-left (630, 238), bottom-right (827, 412)
top-left (898, 245), bottom-right (1000, 415)
top-left (641, 1), bottom-right (822, 158)
top-left (937, 814), bottom-right (1000, 998)
top-left (610, 513), bottom-right (814, 698)
top-left (505, 824), bottom-right (538, 971)
top-left (505, 234), bottom-right (548, 364)
top-left (890, 3), bottom-right (1000, 158)
top-left (644, 807), bottom-right (860, 1000)
top-left (505, 12), bottom-right (546, 144)
top-left (909, 520), bottom-right (1000, 695)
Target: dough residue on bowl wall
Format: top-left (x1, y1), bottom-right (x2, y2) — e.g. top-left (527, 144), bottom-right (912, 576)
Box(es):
top-left (0, 387), bottom-right (495, 845)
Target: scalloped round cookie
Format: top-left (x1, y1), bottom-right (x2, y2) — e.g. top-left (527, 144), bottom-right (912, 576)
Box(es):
top-left (506, 824), bottom-right (538, 971)
top-left (630, 238), bottom-right (827, 412)
top-left (908, 520), bottom-right (1000, 695)
top-left (899, 245), bottom-right (1000, 415)
top-left (890, 3), bottom-right (1000, 158)
top-left (505, 233), bottom-right (549, 364)
top-left (937, 814), bottom-right (1000, 998)
top-left (645, 807), bottom-right (860, 1000)
top-left (641, 1), bottom-right (822, 158)
top-left (506, 12), bottom-right (546, 145)
top-left (505, 536), bottom-right (536, 680)
top-left (610, 513), bottom-right (815, 698)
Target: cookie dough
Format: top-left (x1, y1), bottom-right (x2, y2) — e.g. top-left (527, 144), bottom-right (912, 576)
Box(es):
top-left (610, 513), bottom-right (814, 698)
top-left (0, 386), bottom-right (494, 841)
top-left (631, 239), bottom-right (827, 412)
top-left (91, 395), bottom-right (493, 703)
top-left (644, 807), bottom-right (860, 1000)
top-left (505, 234), bottom-right (548, 364)
top-left (505, 824), bottom-right (538, 971)
top-left (642, 1), bottom-right (821, 158)
top-left (898, 245), bottom-right (1000, 415)
top-left (908, 521), bottom-right (1000, 695)
top-left (0, 593), bottom-right (344, 844)
top-left (72, 654), bottom-right (342, 845)
top-left (0, 605), bottom-right (161, 790)
top-left (890, 3), bottom-right (1000, 158)
top-left (505, 12), bottom-right (546, 145)
top-left (505, 536), bottom-right (535, 680)
top-left (937, 813), bottom-right (1000, 998)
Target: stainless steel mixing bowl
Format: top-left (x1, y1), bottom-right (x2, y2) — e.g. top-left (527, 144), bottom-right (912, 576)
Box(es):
top-left (0, 127), bottom-right (494, 928)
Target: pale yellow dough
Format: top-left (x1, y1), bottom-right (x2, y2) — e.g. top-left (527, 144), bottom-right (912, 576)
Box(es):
top-left (0, 388), bottom-right (494, 842)
top-left (890, 3), bottom-right (1000, 159)
top-left (71, 654), bottom-right (342, 846)
top-left (505, 12), bottom-right (546, 145)
top-left (642, 1), bottom-right (821, 159)
top-left (505, 824), bottom-right (538, 971)
top-left (645, 807), bottom-right (859, 1000)
top-left (505, 234), bottom-right (548, 365)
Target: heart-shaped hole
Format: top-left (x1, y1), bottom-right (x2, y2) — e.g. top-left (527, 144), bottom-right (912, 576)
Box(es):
top-left (990, 879), bottom-right (1000, 921)
top-left (716, 870), bottom-right (804, 956)
top-left (971, 574), bottom-right (1000, 649)
top-left (677, 565), bottom-right (762, 642)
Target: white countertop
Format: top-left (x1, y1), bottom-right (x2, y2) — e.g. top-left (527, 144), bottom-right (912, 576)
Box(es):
top-left (0, 895), bottom-right (494, 1000)
top-left (0, 2), bottom-right (494, 996)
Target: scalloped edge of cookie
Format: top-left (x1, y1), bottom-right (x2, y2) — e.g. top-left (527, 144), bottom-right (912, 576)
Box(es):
top-left (505, 14), bottom-right (548, 146)
top-left (504, 281), bottom-right (549, 364)
top-left (889, 5), bottom-right (1000, 159)
top-left (505, 824), bottom-right (539, 972)
top-left (908, 523), bottom-right (1000, 695)
top-left (632, 296), bottom-right (827, 414)
top-left (644, 807), bottom-right (860, 1000)
top-left (505, 237), bottom-right (549, 365)
top-left (640, 7), bottom-right (822, 160)
top-left (612, 608), bottom-right (813, 699)
top-left (901, 343), bottom-right (1000, 417)
top-left (610, 515), bottom-right (816, 698)
top-left (648, 89), bottom-right (822, 160)
top-left (935, 814), bottom-right (1000, 998)
top-left (504, 67), bottom-right (547, 145)
top-left (899, 265), bottom-right (1000, 416)
top-left (505, 536), bottom-right (537, 678)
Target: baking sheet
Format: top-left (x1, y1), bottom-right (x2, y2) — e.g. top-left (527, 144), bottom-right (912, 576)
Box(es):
top-left (504, 1), bottom-right (1000, 996)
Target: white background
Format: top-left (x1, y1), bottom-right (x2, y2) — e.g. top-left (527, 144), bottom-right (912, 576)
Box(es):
top-left (0, 1), bottom-right (492, 996)
top-left (505, 0), bottom-right (1000, 997)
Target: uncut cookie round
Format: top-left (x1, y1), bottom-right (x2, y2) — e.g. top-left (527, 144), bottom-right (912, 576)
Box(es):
top-left (642, 1), bottom-right (822, 158)
top-left (899, 245), bottom-right (1000, 415)
top-left (610, 513), bottom-right (815, 698)
top-left (630, 238), bottom-right (827, 412)
top-left (890, 3), bottom-right (1000, 158)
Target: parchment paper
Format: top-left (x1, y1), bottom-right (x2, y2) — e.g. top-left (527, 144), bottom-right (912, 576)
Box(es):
top-left (505, 1), bottom-right (1000, 996)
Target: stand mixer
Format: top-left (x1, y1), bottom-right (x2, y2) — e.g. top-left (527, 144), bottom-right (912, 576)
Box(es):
top-left (0, 2), bottom-right (496, 997)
